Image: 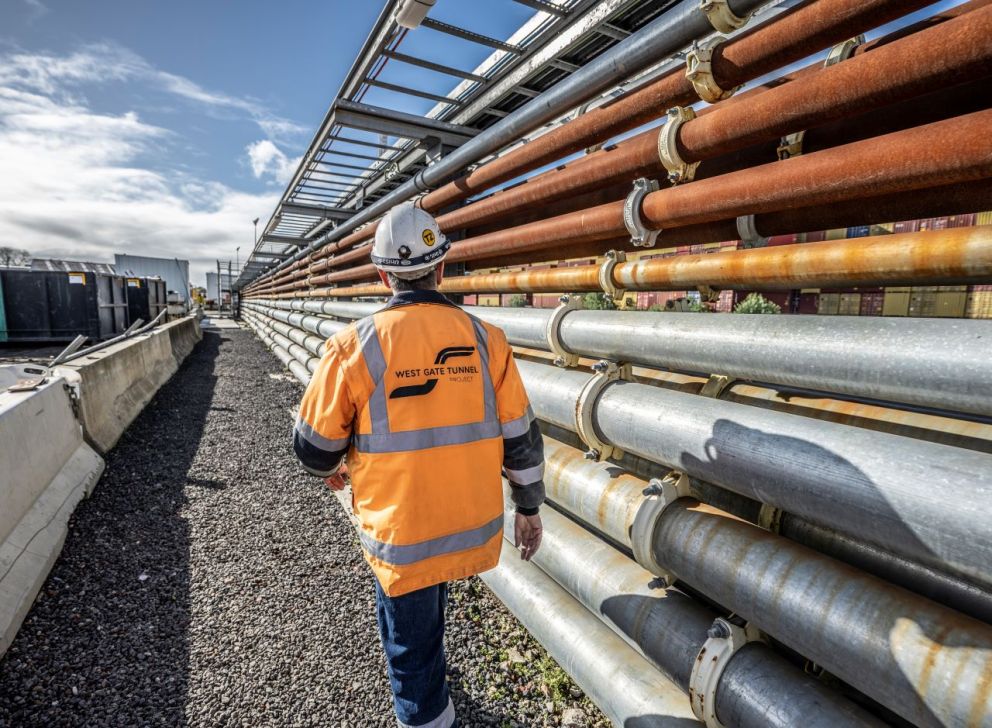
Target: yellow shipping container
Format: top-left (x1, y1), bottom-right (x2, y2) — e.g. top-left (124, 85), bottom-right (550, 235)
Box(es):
top-left (934, 290), bottom-right (968, 317)
top-left (825, 228), bottom-right (847, 241)
top-left (977, 211), bottom-right (992, 226)
top-left (883, 287), bottom-right (911, 316)
top-left (966, 291), bottom-right (992, 319)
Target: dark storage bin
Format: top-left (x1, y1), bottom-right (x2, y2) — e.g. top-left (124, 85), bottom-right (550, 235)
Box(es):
top-left (0, 269), bottom-right (119, 343)
top-left (125, 277), bottom-right (167, 326)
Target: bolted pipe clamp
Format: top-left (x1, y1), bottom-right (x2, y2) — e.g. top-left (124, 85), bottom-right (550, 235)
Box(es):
top-left (685, 37), bottom-right (739, 104)
top-left (599, 250), bottom-right (626, 301)
top-left (689, 618), bottom-right (763, 727)
top-left (698, 373), bottom-right (736, 398)
top-left (657, 106), bottom-right (700, 185)
top-left (630, 470), bottom-right (690, 585)
top-left (623, 178), bottom-right (662, 247)
top-left (736, 214), bottom-right (768, 249)
top-left (776, 37), bottom-right (863, 161)
top-left (699, 0), bottom-right (750, 34)
top-left (758, 502), bottom-right (783, 533)
top-left (574, 360), bottom-right (632, 461)
top-left (546, 295), bottom-right (582, 368)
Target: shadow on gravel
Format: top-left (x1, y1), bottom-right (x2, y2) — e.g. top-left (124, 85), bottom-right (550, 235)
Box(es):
top-left (0, 332), bottom-right (221, 727)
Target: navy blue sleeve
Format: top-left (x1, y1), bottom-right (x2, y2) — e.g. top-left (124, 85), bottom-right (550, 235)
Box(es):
top-left (502, 410), bottom-right (545, 514)
top-left (293, 416), bottom-right (350, 477)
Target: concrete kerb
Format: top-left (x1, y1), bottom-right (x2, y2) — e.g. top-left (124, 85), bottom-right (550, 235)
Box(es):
top-left (0, 373), bottom-right (105, 657)
top-left (55, 316), bottom-right (203, 454)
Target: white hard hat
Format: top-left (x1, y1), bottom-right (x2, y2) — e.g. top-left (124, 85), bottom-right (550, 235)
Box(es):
top-left (371, 201), bottom-right (450, 279)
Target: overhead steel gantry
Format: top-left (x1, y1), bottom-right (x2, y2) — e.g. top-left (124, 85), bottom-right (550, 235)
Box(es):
top-left (236, 0), bottom-right (690, 289)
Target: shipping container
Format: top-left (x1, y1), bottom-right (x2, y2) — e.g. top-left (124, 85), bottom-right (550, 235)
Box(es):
top-left (933, 287), bottom-right (968, 318)
top-left (818, 293), bottom-right (840, 315)
top-left (977, 211), bottom-right (992, 226)
top-left (0, 269), bottom-right (129, 343)
top-left (825, 229), bottom-right (847, 241)
top-left (846, 225), bottom-right (871, 239)
top-left (797, 292), bottom-right (819, 314)
top-left (893, 220), bottom-right (921, 234)
top-left (804, 231), bottom-right (827, 243)
top-left (714, 289), bottom-right (735, 313)
top-left (767, 234), bottom-right (798, 247)
top-left (948, 213), bottom-right (977, 228)
top-left (883, 287), bottom-right (911, 316)
top-left (918, 217), bottom-right (949, 232)
top-left (859, 291), bottom-right (884, 317)
top-left (966, 290), bottom-right (992, 319)
top-left (838, 293), bottom-right (862, 315)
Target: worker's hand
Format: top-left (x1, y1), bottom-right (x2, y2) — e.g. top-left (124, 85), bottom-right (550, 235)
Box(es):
top-left (323, 462), bottom-right (349, 491)
top-left (514, 512), bottom-right (543, 561)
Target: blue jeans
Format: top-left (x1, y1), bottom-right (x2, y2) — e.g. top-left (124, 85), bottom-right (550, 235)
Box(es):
top-left (375, 579), bottom-right (457, 727)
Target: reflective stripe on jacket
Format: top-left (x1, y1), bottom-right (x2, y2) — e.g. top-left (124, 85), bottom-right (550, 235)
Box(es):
top-left (293, 289), bottom-right (545, 596)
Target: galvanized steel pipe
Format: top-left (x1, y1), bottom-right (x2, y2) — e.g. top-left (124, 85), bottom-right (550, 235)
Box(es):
top-left (244, 306), bottom-right (992, 621)
top-left (481, 546), bottom-right (699, 727)
top-left (518, 491), bottom-right (885, 727)
top-left (463, 306), bottom-right (992, 416)
top-left (537, 436), bottom-right (992, 727)
top-left (515, 358), bottom-right (992, 589)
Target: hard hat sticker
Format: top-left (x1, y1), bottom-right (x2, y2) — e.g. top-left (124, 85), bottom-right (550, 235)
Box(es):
top-left (422, 229), bottom-right (436, 246)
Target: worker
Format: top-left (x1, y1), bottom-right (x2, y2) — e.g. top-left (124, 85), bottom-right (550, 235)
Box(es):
top-left (293, 201), bottom-right (545, 728)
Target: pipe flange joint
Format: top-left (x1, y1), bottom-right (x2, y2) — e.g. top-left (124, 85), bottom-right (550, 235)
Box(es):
top-left (736, 214), bottom-right (768, 249)
top-left (657, 106), bottom-right (700, 185)
top-left (690, 618), bottom-right (763, 727)
top-left (599, 250), bottom-right (626, 301)
top-left (699, 0), bottom-right (750, 34)
top-left (630, 470), bottom-right (690, 585)
top-left (685, 37), bottom-right (739, 104)
top-left (574, 360), bottom-right (632, 461)
top-left (546, 294), bottom-right (582, 368)
top-left (624, 177), bottom-right (661, 247)
top-left (412, 169), bottom-right (433, 193)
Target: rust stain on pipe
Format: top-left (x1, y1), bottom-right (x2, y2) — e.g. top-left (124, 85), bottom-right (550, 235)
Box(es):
top-left (642, 109), bottom-right (992, 230)
top-left (243, 0), bottom-right (936, 286)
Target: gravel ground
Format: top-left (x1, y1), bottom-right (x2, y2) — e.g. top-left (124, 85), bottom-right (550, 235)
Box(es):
top-left (0, 327), bottom-right (606, 727)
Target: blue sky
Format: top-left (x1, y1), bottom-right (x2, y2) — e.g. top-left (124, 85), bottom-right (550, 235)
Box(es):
top-left (0, 0), bottom-right (534, 284)
top-left (0, 0), bottom-right (965, 285)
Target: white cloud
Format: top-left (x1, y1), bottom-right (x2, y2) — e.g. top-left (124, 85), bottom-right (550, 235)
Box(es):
top-left (0, 42), bottom-right (305, 143)
top-left (0, 48), bottom-right (281, 285)
top-left (246, 139), bottom-right (300, 185)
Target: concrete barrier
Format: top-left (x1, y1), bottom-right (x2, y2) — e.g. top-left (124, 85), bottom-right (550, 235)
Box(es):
top-left (0, 368), bottom-right (104, 656)
top-left (56, 316), bottom-right (202, 453)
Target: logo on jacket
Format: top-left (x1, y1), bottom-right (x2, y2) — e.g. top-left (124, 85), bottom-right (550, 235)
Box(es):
top-left (390, 346), bottom-right (476, 399)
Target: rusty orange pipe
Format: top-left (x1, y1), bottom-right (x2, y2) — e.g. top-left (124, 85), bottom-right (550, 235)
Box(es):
top-left (246, 226), bottom-right (992, 299)
top-left (245, 0), bottom-right (940, 293)
top-left (265, 109), bottom-right (992, 289)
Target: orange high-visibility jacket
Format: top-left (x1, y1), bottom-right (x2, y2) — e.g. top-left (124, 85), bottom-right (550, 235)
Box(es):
top-left (293, 290), bottom-right (545, 596)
